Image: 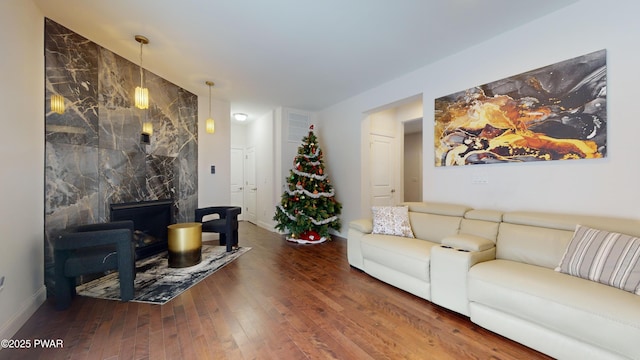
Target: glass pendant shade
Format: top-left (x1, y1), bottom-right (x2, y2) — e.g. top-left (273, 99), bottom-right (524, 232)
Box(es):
top-left (51, 94), bottom-right (65, 114)
top-left (206, 118), bottom-right (215, 134)
top-left (205, 81), bottom-right (215, 134)
top-left (135, 86), bottom-right (149, 109)
top-left (134, 35), bottom-right (150, 110)
top-left (142, 121), bottom-right (153, 135)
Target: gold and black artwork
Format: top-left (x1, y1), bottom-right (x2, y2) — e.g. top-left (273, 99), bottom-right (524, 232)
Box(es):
top-left (435, 49), bottom-right (606, 166)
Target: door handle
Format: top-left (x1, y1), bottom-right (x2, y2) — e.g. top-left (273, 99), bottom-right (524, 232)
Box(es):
top-left (391, 189), bottom-right (396, 193)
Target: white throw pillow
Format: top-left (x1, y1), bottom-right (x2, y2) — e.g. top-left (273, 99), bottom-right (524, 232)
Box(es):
top-left (556, 224), bottom-right (640, 295)
top-left (371, 206), bottom-right (415, 238)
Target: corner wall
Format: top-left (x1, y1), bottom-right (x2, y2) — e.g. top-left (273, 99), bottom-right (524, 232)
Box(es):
top-left (0, 0), bottom-right (46, 341)
top-left (197, 97), bottom-right (231, 208)
top-left (320, 0), bottom-right (640, 236)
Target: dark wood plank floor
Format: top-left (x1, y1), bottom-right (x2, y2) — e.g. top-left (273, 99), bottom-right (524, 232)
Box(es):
top-left (3, 222), bottom-right (551, 360)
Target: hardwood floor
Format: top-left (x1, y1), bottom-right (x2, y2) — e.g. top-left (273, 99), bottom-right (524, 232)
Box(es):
top-left (3, 222), bottom-right (551, 360)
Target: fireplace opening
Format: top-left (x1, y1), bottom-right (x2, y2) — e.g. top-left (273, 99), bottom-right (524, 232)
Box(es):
top-left (110, 199), bottom-right (174, 259)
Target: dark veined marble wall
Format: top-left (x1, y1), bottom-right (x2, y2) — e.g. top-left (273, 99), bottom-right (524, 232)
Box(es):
top-left (44, 18), bottom-right (198, 292)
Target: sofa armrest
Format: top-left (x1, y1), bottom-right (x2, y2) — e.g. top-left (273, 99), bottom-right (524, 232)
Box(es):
top-left (349, 218), bottom-right (373, 234)
top-left (431, 245), bottom-right (496, 316)
top-left (441, 233), bottom-right (495, 252)
top-left (347, 219), bottom-right (373, 270)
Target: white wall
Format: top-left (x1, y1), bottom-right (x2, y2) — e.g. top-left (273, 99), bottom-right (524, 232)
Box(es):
top-left (320, 0), bottom-right (640, 237)
top-left (369, 108), bottom-right (398, 136)
top-left (231, 122), bottom-right (247, 148)
top-left (198, 97), bottom-right (231, 209)
top-left (0, 0), bottom-right (46, 340)
top-left (396, 99), bottom-right (423, 123)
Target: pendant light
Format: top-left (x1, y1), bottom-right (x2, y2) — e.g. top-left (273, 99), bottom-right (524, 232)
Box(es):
top-left (135, 35), bottom-right (149, 110)
top-left (205, 81), bottom-right (215, 134)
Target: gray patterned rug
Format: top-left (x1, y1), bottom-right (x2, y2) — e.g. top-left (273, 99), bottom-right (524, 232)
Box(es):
top-left (76, 245), bottom-right (251, 305)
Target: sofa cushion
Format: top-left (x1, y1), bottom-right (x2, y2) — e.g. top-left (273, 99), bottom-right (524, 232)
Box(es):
top-left (496, 222), bottom-right (573, 269)
top-left (361, 234), bottom-right (435, 281)
top-left (556, 225), bottom-right (640, 295)
top-left (469, 260), bottom-right (640, 359)
top-left (371, 206), bottom-right (414, 238)
top-left (403, 202), bottom-right (468, 242)
top-left (409, 213), bottom-right (463, 243)
top-left (458, 210), bottom-right (501, 239)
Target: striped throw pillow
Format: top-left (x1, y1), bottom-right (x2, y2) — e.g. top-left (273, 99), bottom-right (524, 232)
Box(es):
top-left (555, 225), bottom-right (640, 295)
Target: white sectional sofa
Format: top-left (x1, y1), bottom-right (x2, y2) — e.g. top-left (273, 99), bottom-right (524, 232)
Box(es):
top-left (347, 202), bottom-right (471, 300)
top-left (347, 202), bottom-right (640, 360)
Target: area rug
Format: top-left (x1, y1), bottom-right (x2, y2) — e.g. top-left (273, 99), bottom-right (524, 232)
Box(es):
top-left (76, 245), bottom-right (251, 305)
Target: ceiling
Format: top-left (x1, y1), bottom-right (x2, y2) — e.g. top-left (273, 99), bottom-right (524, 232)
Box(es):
top-left (32, 0), bottom-right (579, 122)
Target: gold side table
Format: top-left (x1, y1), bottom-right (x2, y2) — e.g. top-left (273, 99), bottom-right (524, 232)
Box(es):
top-left (167, 222), bottom-right (202, 268)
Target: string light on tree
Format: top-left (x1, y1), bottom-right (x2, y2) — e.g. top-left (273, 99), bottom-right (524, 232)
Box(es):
top-left (273, 125), bottom-right (342, 244)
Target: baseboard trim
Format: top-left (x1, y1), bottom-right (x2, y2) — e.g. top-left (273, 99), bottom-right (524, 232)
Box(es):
top-left (0, 285), bottom-right (47, 342)
top-left (257, 221), bottom-right (276, 233)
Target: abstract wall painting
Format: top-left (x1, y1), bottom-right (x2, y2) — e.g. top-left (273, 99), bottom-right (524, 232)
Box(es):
top-left (434, 49), bottom-right (606, 167)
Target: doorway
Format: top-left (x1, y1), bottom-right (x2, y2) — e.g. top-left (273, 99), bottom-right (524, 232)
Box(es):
top-left (230, 147), bottom-right (245, 220)
top-left (403, 118), bottom-right (423, 202)
top-left (364, 95), bottom-right (423, 211)
top-left (244, 146), bottom-right (257, 224)
top-left (370, 133), bottom-right (397, 206)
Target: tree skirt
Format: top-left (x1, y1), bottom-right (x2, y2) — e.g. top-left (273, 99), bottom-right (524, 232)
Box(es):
top-left (286, 230), bottom-right (327, 244)
top-left (76, 245), bottom-right (250, 305)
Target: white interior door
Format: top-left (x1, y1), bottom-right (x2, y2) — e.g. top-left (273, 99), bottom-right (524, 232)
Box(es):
top-left (245, 146), bottom-right (257, 224)
top-left (230, 147), bottom-right (244, 220)
top-left (370, 134), bottom-right (397, 206)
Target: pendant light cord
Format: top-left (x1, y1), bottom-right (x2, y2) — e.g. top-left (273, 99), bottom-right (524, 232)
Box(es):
top-left (139, 42), bottom-right (144, 87)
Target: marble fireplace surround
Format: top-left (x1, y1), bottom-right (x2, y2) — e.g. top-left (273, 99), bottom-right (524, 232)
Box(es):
top-left (44, 18), bottom-right (198, 293)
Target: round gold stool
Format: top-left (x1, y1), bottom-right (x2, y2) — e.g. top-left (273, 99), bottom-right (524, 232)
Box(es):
top-left (167, 222), bottom-right (202, 268)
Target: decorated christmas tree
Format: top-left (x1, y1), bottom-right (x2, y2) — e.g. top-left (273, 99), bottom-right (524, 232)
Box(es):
top-left (273, 125), bottom-right (342, 244)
